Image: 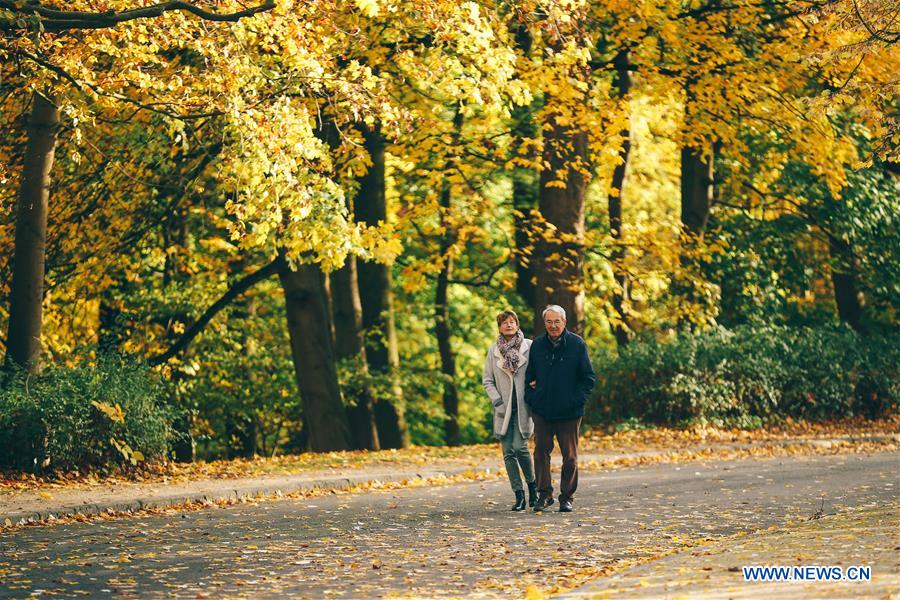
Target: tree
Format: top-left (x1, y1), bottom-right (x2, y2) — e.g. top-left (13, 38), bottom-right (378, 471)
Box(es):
top-left (531, 14), bottom-right (593, 337)
top-left (354, 125), bottom-right (410, 449)
top-left (434, 177), bottom-right (460, 446)
top-left (433, 108), bottom-right (464, 446)
top-left (4, 93), bottom-right (57, 372)
top-left (508, 21), bottom-right (539, 314)
top-left (1, 1), bottom-right (275, 372)
top-left (278, 257), bottom-right (353, 452)
top-left (331, 256), bottom-right (380, 450)
top-left (2, 0), bottom-right (895, 464)
top-left (607, 49), bottom-right (634, 347)
top-left (679, 80), bottom-right (715, 239)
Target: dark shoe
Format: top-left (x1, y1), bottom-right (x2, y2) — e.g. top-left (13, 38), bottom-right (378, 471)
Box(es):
top-left (527, 481), bottom-right (537, 507)
top-left (533, 495), bottom-right (555, 512)
top-left (512, 490), bottom-right (526, 511)
top-left (558, 499), bottom-right (573, 513)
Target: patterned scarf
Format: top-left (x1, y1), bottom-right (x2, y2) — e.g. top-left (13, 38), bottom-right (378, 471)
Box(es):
top-left (496, 329), bottom-right (524, 372)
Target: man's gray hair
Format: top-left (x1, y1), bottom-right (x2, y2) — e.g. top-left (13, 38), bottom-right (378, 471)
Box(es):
top-left (542, 304), bottom-right (567, 321)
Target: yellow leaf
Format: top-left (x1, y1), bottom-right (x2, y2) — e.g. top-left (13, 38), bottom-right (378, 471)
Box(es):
top-left (91, 401), bottom-right (125, 423)
top-left (353, 0), bottom-right (379, 17)
top-left (524, 586), bottom-right (547, 600)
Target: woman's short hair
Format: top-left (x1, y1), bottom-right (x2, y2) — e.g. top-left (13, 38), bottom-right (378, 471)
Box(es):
top-left (496, 309), bottom-right (520, 327)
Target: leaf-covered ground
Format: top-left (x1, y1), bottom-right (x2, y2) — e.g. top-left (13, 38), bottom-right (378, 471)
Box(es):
top-left (2, 417), bottom-right (896, 494)
top-left (0, 451), bottom-right (896, 598)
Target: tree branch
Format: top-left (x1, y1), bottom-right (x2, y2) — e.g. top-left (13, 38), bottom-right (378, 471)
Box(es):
top-left (18, 50), bottom-right (224, 120)
top-left (0, 0), bottom-right (275, 32)
top-left (431, 256), bottom-right (508, 288)
top-left (148, 256), bottom-right (283, 366)
top-left (851, 0), bottom-right (900, 43)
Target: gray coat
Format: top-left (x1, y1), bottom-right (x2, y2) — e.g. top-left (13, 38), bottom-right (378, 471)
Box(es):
top-left (483, 338), bottom-right (534, 439)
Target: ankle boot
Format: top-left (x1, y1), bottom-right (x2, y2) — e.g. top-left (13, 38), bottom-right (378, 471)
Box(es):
top-left (527, 481), bottom-right (537, 507)
top-left (512, 490), bottom-right (526, 511)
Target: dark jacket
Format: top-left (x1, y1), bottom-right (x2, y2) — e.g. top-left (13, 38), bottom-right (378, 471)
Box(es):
top-left (524, 329), bottom-right (596, 422)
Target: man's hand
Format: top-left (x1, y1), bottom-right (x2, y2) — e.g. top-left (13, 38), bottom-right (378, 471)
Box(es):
top-left (529, 381), bottom-right (536, 389)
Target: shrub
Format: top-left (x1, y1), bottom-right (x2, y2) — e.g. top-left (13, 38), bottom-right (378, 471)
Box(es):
top-left (591, 324), bottom-right (898, 427)
top-left (0, 355), bottom-right (172, 471)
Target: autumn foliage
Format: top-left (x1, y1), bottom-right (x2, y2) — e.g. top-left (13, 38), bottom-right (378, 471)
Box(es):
top-left (0, 0), bottom-right (897, 468)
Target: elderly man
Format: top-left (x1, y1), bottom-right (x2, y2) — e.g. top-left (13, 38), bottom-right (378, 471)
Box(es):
top-left (524, 305), bottom-right (596, 512)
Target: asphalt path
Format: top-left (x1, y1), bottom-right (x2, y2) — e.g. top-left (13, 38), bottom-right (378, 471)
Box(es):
top-left (0, 451), bottom-right (896, 598)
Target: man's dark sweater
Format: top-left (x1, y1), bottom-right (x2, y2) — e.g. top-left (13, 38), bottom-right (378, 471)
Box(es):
top-left (524, 329), bottom-right (596, 422)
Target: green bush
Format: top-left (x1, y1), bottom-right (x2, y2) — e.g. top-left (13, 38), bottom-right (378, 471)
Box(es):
top-left (0, 356), bottom-right (172, 471)
top-left (591, 324), bottom-right (898, 427)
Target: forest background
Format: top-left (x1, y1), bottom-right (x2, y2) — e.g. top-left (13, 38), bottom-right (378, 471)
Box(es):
top-left (0, 0), bottom-right (897, 471)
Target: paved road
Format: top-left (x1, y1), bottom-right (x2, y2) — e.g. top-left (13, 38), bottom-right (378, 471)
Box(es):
top-left (1, 452), bottom-right (896, 598)
top-left (561, 503), bottom-right (899, 598)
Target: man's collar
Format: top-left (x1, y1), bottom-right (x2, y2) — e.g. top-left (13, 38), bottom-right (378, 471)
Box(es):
top-left (546, 329), bottom-right (568, 346)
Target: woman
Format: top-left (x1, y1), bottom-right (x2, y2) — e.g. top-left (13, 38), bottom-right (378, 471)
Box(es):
top-left (483, 309), bottom-right (536, 511)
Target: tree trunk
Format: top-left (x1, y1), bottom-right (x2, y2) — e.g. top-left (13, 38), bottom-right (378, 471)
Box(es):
top-left (534, 108), bottom-right (589, 337)
top-left (677, 79), bottom-right (717, 328)
top-left (435, 253), bottom-right (459, 446)
top-left (608, 50), bottom-right (633, 347)
top-left (164, 205), bottom-right (197, 462)
top-left (225, 414), bottom-right (257, 459)
top-left (680, 78), bottom-right (715, 236)
top-left (315, 117), bottom-right (380, 449)
top-left (513, 169), bottom-right (538, 314)
top-left (829, 237), bottom-right (864, 331)
top-left (511, 97), bottom-right (539, 315)
top-left (680, 145), bottom-right (715, 236)
top-left (330, 257), bottom-right (380, 450)
top-left (677, 144), bottom-right (715, 328)
top-left (435, 179), bottom-right (460, 447)
top-left (224, 296), bottom-right (259, 460)
top-left (278, 258), bottom-right (352, 452)
top-left (4, 93), bottom-right (58, 373)
top-left (355, 125), bottom-right (409, 448)
top-left (98, 297), bottom-right (125, 353)
top-left (510, 22), bottom-right (538, 318)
